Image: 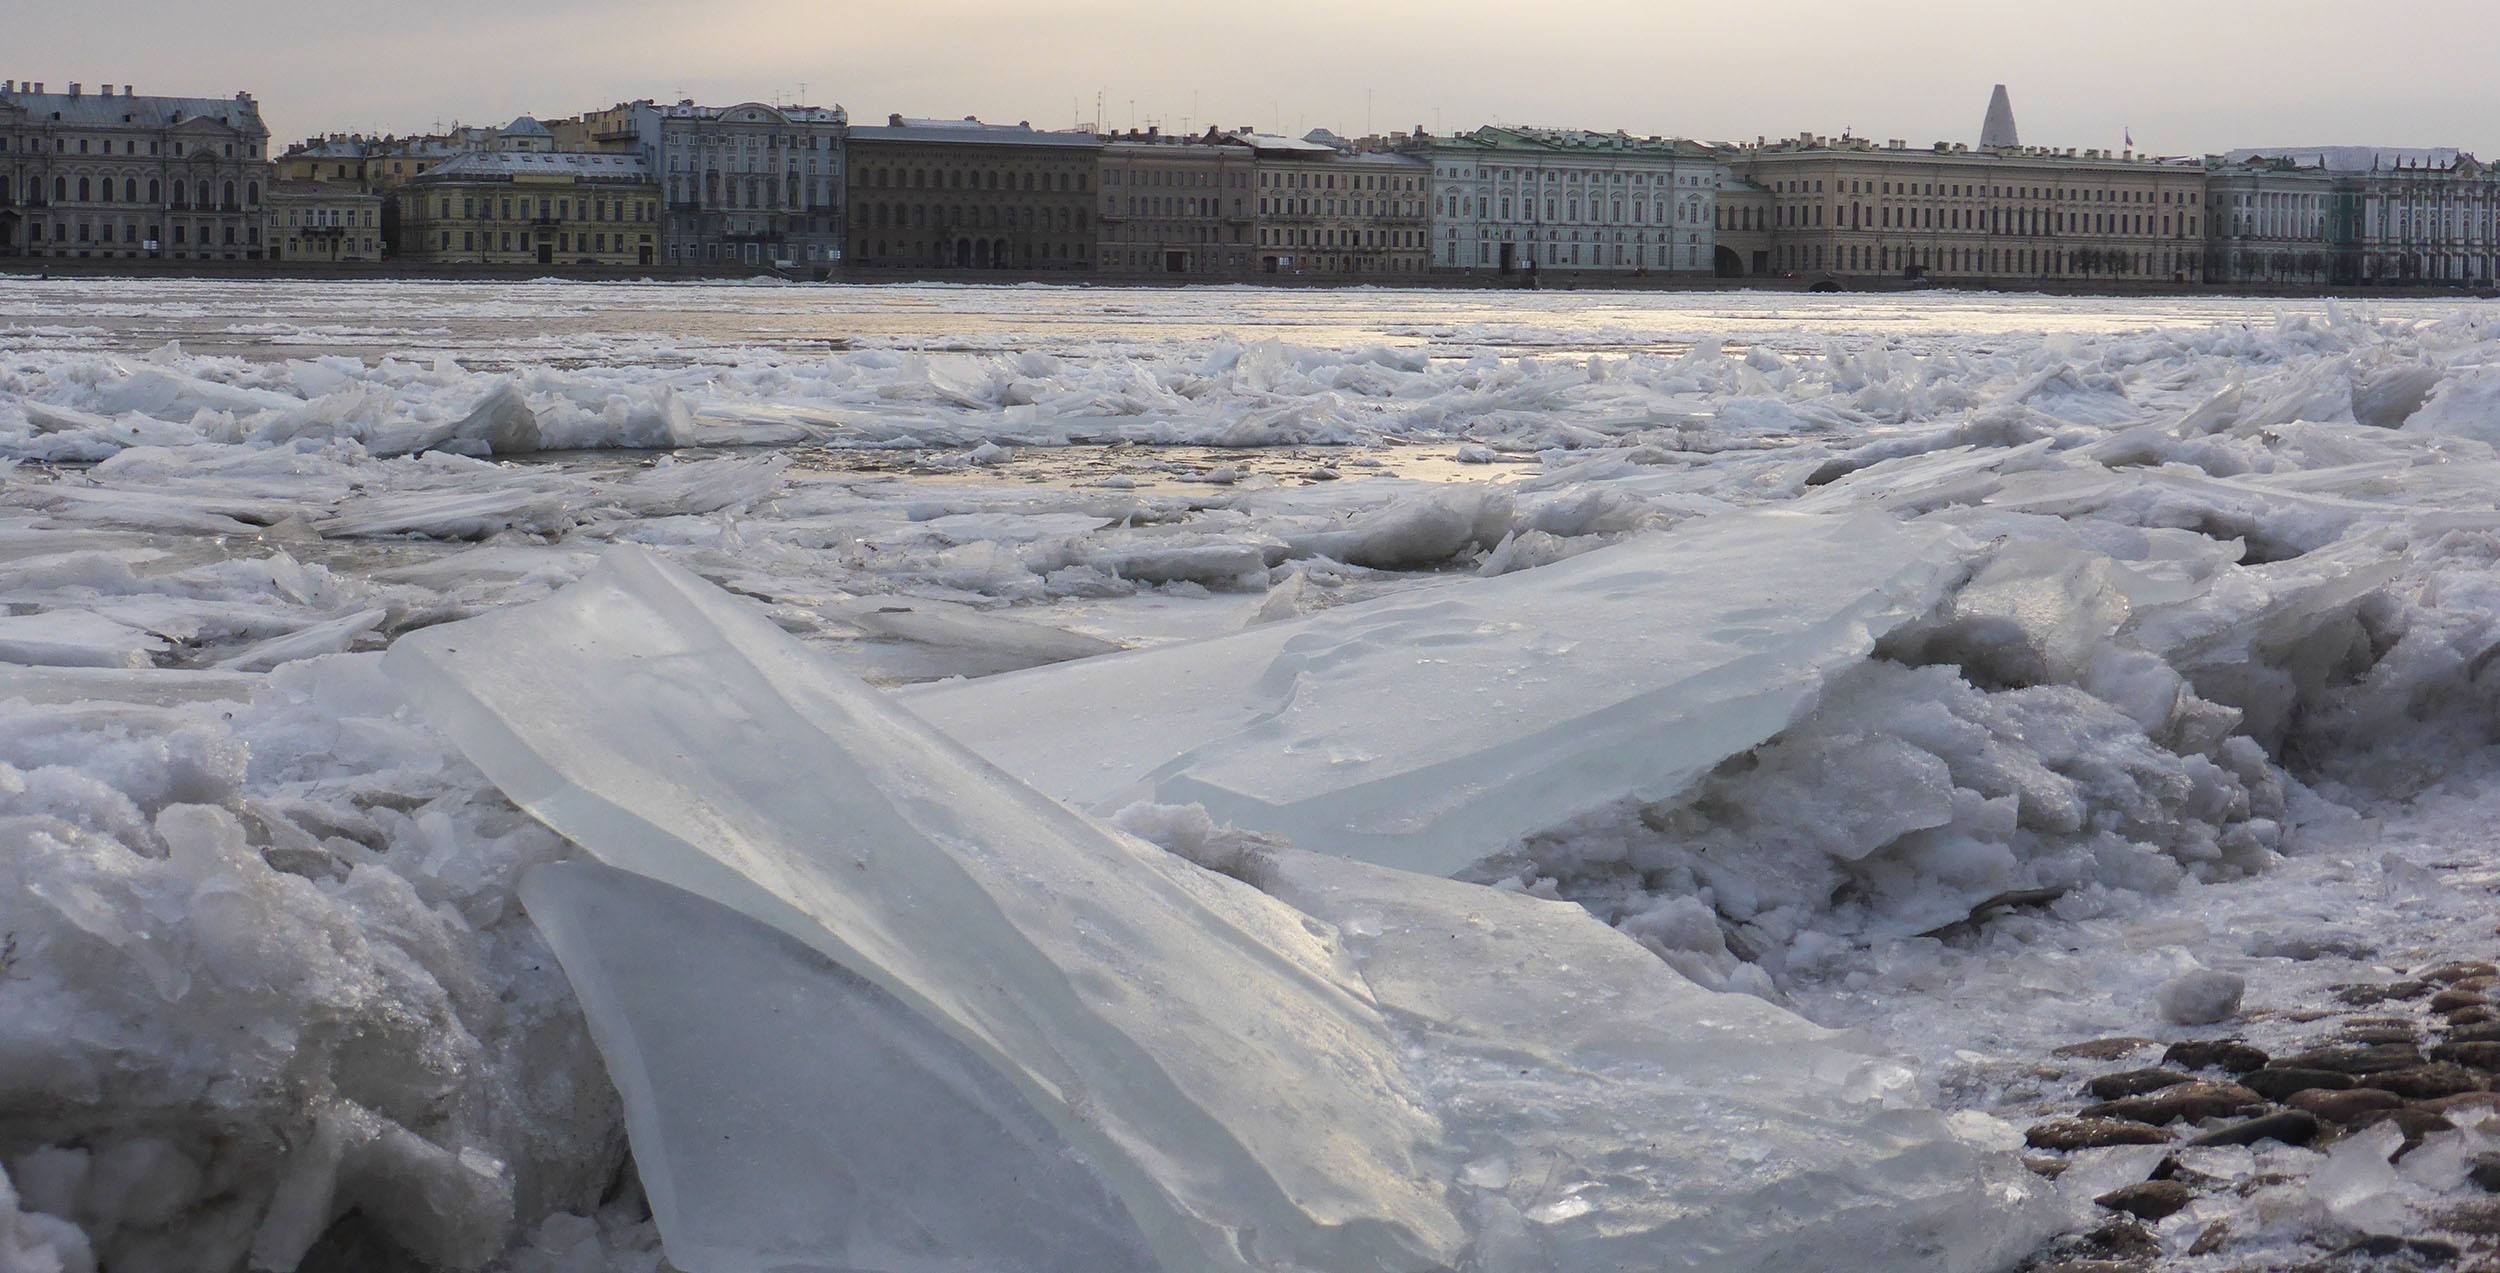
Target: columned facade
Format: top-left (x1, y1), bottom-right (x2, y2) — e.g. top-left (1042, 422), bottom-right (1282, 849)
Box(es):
top-left (627, 100), bottom-right (847, 269)
top-left (1736, 135), bottom-right (2207, 284)
top-left (2342, 156), bottom-right (2500, 286)
top-left (2204, 159), bottom-right (2334, 284)
top-left (1404, 126), bottom-right (1715, 275)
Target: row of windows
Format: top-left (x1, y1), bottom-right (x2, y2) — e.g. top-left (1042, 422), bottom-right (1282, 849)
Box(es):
top-left (1451, 166), bottom-right (1706, 187)
top-left (1102, 167), bottom-right (1248, 188)
top-left (0, 174), bottom-right (256, 207)
top-left (1259, 197), bottom-right (1420, 219)
top-left (435, 194), bottom-right (655, 222)
top-left (1439, 195), bottom-right (1705, 225)
top-left (0, 134), bottom-right (259, 159)
top-left (434, 229), bottom-right (654, 253)
top-left (853, 165), bottom-right (1089, 194)
top-left (1104, 195), bottom-right (1246, 218)
top-left (1258, 169), bottom-right (1419, 193)
top-left (21, 219), bottom-right (257, 246)
top-left (852, 202), bottom-right (1088, 232)
top-left (854, 238), bottom-right (1092, 265)
top-left (1778, 241), bottom-right (2204, 277)
top-left (1259, 226), bottom-right (1425, 249)
top-left (1764, 175), bottom-right (2201, 205)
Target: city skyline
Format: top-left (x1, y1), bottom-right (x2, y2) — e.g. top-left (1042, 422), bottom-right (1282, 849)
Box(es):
top-left (16, 0), bottom-right (2500, 157)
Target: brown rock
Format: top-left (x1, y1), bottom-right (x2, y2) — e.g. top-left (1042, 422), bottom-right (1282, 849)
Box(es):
top-left (2271, 1042), bottom-right (2427, 1074)
top-left (2242, 1067), bottom-right (2355, 1101)
top-left (2452, 975), bottom-right (2500, 994)
top-left (2434, 989), bottom-right (2496, 1013)
top-left (2023, 1155), bottom-right (2069, 1179)
top-left (2421, 1091), bottom-right (2500, 1118)
top-left (2337, 979), bottom-right (2432, 1005)
top-left (2183, 1110), bottom-right (2321, 1148)
top-left (2084, 1067), bottom-right (2194, 1100)
top-left (2083, 1080), bottom-right (2266, 1126)
top-left (2424, 961), bottom-right (2500, 984)
top-left (2026, 1117), bottom-right (2175, 1150)
top-left (2351, 1105), bottom-right (2457, 1148)
top-left (2453, 1005), bottom-right (2500, 1027)
top-left (2450, 1022), bottom-right (2500, 1045)
top-left (2053, 1036), bottom-right (2156, 1061)
top-left (2094, 1179), bottom-right (2194, 1221)
top-left (2189, 1220), bottom-right (2229, 1256)
top-left (2373, 1064), bottom-right (2487, 1100)
top-left (2435, 1041), bottom-right (2500, 1072)
top-left (2162, 1039), bottom-right (2269, 1073)
top-left (2340, 1015), bottom-right (2420, 1035)
top-left (2290, 1087), bottom-right (2406, 1125)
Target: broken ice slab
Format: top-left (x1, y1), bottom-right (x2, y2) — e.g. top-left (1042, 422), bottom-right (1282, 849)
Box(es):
top-left (395, 546), bottom-right (2051, 1273)
top-left (903, 508), bottom-right (1970, 877)
top-left (1256, 848), bottom-right (2062, 1273)
top-left (384, 548), bottom-right (1467, 1273)
top-left (521, 860), bottom-right (1164, 1273)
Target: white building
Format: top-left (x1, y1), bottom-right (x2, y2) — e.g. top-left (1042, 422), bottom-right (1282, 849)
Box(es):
top-left (1398, 125), bottom-right (1717, 275)
top-left (2203, 156), bottom-right (2335, 284)
top-left (590, 98), bottom-right (849, 269)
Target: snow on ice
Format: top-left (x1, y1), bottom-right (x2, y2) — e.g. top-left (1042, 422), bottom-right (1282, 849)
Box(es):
top-left (14, 281), bottom-right (2500, 1269)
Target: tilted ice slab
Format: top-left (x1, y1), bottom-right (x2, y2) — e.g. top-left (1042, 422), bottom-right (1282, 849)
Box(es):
top-left (385, 548), bottom-right (1465, 1273)
top-left (387, 548), bottom-right (2056, 1273)
top-left (904, 508), bottom-right (1970, 876)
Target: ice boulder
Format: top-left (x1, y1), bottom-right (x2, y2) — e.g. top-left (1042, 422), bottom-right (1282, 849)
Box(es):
top-left (388, 547), bottom-right (2058, 1273)
top-left (905, 508), bottom-right (1970, 877)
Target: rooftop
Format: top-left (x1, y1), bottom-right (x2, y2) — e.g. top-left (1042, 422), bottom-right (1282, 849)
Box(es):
top-left (416, 151), bottom-right (654, 183)
top-left (0, 83), bottom-right (262, 133)
top-left (851, 114), bottom-right (1099, 148)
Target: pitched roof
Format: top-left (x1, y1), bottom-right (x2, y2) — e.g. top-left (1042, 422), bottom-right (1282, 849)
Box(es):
top-left (503, 115), bottom-right (553, 137)
top-left (0, 88), bottom-right (264, 134)
top-left (851, 115), bottom-right (1100, 148)
top-left (415, 150), bottom-right (654, 183)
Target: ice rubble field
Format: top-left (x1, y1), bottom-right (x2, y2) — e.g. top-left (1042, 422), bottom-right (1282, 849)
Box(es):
top-left (14, 281), bottom-right (2500, 1270)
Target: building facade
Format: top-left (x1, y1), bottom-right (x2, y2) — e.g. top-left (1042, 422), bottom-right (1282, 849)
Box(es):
top-left (622, 100), bottom-right (848, 269)
top-left (845, 116), bottom-right (1099, 270)
top-left (1405, 126), bottom-right (1716, 274)
top-left (397, 151), bottom-right (659, 266)
top-left (0, 79), bottom-right (275, 259)
top-left (1713, 173), bottom-right (1775, 276)
top-left (2203, 157), bottom-right (2335, 284)
top-left (1096, 129), bottom-right (1256, 275)
top-left (1241, 133), bottom-right (1428, 276)
top-left (1733, 134), bottom-right (2208, 283)
top-left (266, 182), bottom-right (382, 261)
top-left (2339, 155), bottom-right (2500, 286)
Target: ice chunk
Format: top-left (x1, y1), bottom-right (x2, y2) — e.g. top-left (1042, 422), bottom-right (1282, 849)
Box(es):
top-left (393, 548), bottom-right (2049, 1273)
top-left (384, 548), bottom-right (1468, 1273)
top-left (906, 509), bottom-right (1968, 876)
top-left (1256, 848), bottom-right (2063, 1273)
top-left (522, 860), bottom-right (1162, 1273)
top-left (0, 610), bottom-right (167, 669)
top-left (1282, 485), bottom-right (1515, 569)
top-left (2155, 969), bottom-right (2246, 1025)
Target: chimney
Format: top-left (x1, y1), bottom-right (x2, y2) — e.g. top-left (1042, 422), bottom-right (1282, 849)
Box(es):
top-left (68, 82), bottom-right (81, 97)
top-left (98, 83), bottom-right (111, 97)
top-left (888, 113), bottom-right (902, 126)
top-left (124, 85), bottom-right (133, 96)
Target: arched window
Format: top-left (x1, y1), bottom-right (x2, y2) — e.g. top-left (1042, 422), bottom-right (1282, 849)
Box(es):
top-left (246, 181), bottom-right (258, 206)
top-left (123, 178), bottom-right (135, 202)
top-left (78, 177), bottom-right (90, 202)
top-left (54, 176), bottom-right (67, 202)
top-left (223, 180), bottom-right (237, 209)
top-left (148, 179), bottom-right (160, 203)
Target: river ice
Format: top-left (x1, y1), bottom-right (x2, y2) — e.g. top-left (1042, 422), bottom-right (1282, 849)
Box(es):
top-left (12, 279), bottom-right (2500, 1271)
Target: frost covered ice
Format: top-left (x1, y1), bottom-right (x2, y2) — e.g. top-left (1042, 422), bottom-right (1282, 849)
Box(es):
top-left (387, 547), bottom-right (2059, 1273)
top-left (906, 507), bottom-right (1967, 877)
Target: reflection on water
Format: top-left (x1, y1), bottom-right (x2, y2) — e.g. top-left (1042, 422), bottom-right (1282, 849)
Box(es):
top-left (5, 277), bottom-right (2493, 368)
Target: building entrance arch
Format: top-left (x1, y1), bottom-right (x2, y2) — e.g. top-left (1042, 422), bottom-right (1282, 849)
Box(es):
top-left (1713, 245), bottom-right (1743, 278)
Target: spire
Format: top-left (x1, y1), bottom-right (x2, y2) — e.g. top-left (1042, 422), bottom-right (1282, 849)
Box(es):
top-left (1980, 84), bottom-right (2019, 150)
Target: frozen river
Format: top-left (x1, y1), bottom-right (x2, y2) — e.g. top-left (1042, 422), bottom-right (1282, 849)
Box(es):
top-left (12, 279), bottom-right (2500, 1271)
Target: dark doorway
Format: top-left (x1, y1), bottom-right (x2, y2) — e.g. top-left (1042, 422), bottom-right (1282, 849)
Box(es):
top-left (1163, 250), bottom-right (1187, 273)
top-left (1713, 246), bottom-right (1742, 278)
top-left (955, 238), bottom-right (973, 268)
top-left (537, 242), bottom-right (553, 266)
top-left (639, 246), bottom-right (653, 265)
top-left (1498, 242), bottom-right (1516, 274)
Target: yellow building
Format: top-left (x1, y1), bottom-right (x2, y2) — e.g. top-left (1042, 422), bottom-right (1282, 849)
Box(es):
top-left (266, 181), bottom-right (382, 261)
top-left (1732, 133), bottom-right (2208, 284)
top-left (397, 150), bottom-right (659, 265)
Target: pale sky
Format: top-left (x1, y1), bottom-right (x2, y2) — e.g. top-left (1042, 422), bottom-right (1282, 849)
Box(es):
top-left (19, 0), bottom-right (2500, 159)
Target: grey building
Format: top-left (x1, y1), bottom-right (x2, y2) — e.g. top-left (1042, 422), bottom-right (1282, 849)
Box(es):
top-left (2203, 156), bottom-right (2335, 284)
top-left (596, 99), bottom-right (849, 269)
top-left (0, 79), bottom-right (275, 260)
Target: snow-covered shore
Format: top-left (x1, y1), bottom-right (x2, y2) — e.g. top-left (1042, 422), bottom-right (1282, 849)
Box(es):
top-left (13, 282), bottom-right (2500, 1270)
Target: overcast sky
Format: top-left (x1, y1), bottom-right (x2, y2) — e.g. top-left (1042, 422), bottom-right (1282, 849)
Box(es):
top-left (18, 0), bottom-right (2498, 158)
